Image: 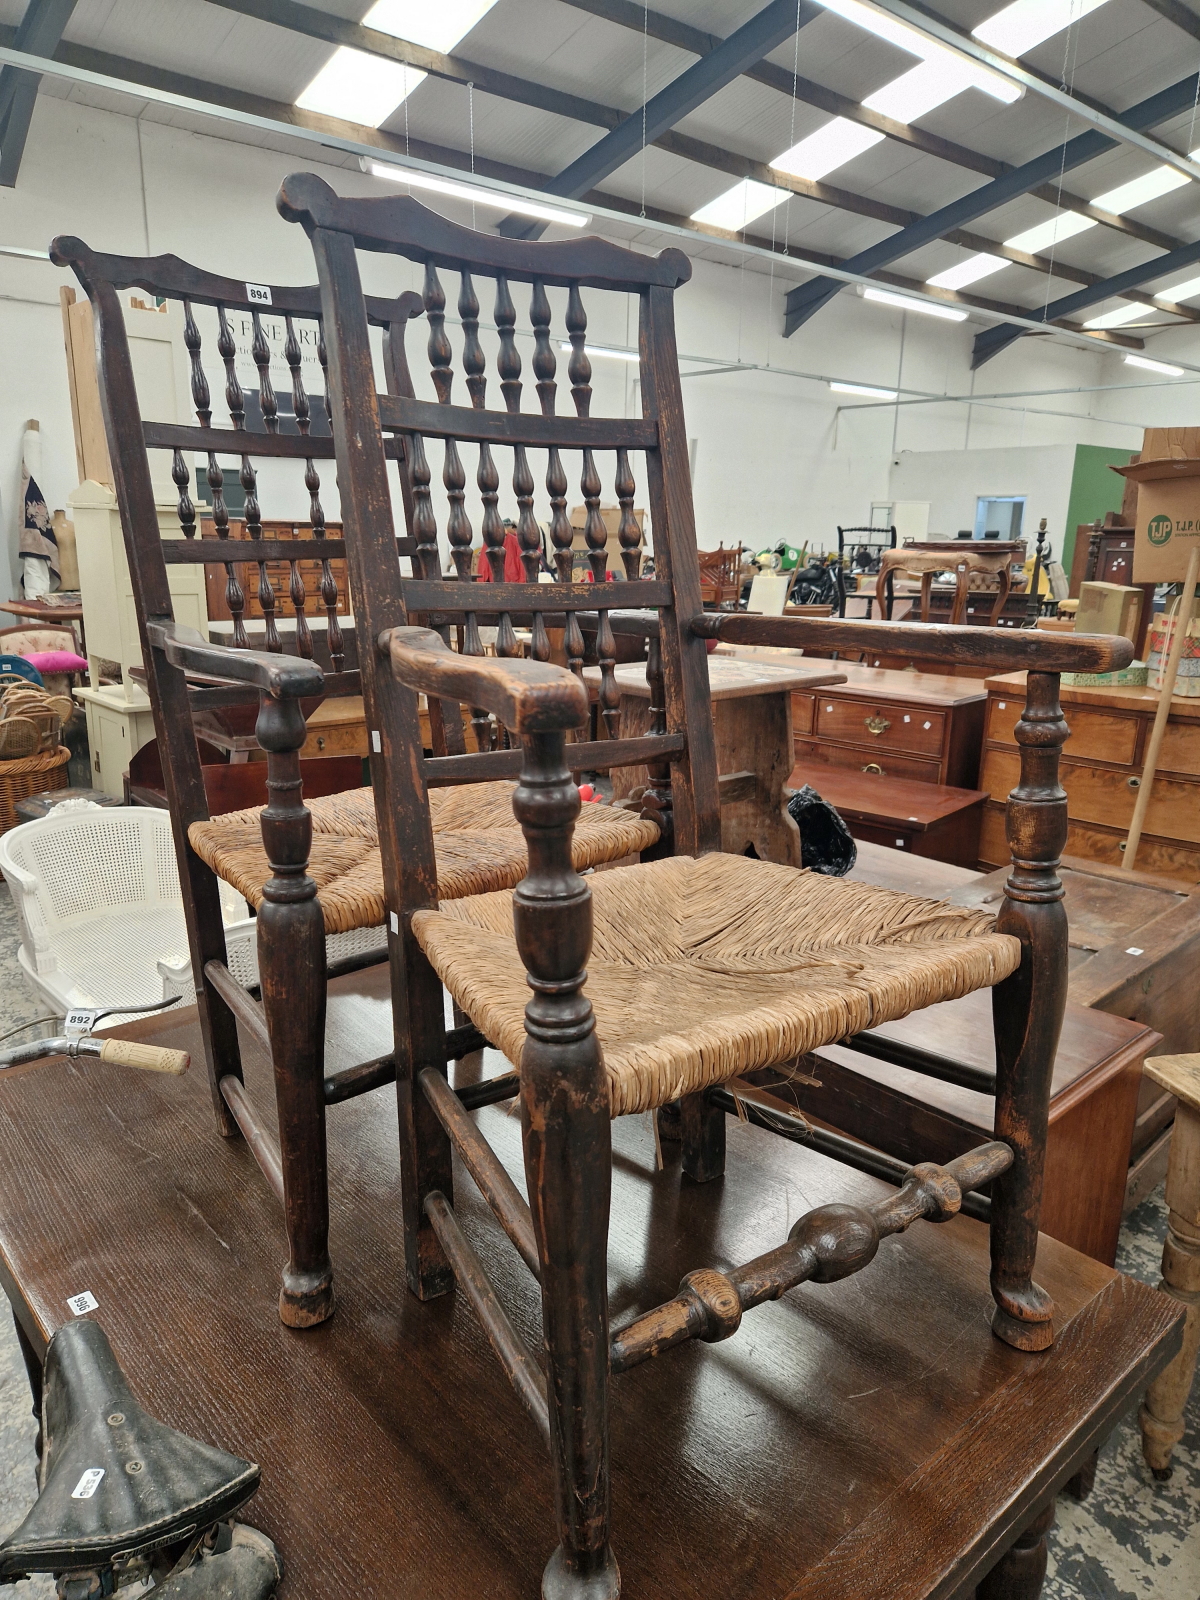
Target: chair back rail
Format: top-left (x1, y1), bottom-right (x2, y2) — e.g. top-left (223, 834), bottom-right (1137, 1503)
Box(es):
top-left (279, 174), bottom-right (723, 881)
top-left (48, 238), bottom-right (431, 852)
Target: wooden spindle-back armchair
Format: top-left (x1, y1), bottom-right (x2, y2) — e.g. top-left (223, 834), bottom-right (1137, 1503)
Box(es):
top-left (51, 238), bottom-right (660, 1329)
top-left (278, 172), bottom-right (1131, 1596)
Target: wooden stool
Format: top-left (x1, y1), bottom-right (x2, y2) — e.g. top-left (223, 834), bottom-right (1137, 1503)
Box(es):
top-left (1139, 1053), bottom-right (1200, 1478)
top-left (876, 541), bottom-right (1024, 625)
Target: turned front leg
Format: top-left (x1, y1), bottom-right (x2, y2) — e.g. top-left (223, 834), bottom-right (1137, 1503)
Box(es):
top-left (513, 732), bottom-right (619, 1600)
top-left (977, 1500), bottom-right (1055, 1600)
top-left (256, 693), bottom-right (334, 1329)
top-left (1141, 1093), bottom-right (1200, 1478)
top-left (990, 671), bottom-right (1068, 1353)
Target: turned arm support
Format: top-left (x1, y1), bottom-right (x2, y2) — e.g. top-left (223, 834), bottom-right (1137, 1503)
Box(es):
top-left (690, 610), bottom-right (1133, 675)
top-left (146, 620), bottom-right (326, 700)
top-left (382, 624), bottom-right (589, 734)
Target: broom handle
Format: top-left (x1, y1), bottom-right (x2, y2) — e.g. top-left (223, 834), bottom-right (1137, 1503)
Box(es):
top-left (1123, 544), bottom-right (1200, 873)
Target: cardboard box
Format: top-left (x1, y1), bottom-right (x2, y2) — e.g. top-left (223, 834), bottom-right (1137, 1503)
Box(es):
top-left (1075, 580), bottom-right (1143, 644)
top-left (1116, 436), bottom-right (1200, 582)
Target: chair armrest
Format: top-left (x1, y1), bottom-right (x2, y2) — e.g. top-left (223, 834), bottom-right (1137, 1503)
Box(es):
top-left (146, 621), bottom-right (326, 699)
top-left (690, 612), bottom-right (1134, 674)
top-left (382, 626), bottom-right (588, 733)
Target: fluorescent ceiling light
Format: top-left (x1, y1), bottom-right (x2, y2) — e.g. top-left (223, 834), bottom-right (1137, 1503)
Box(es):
top-left (861, 286), bottom-right (968, 320)
top-left (865, 55), bottom-right (1018, 120)
top-left (1004, 212), bottom-right (1096, 254)
top-left (926, 252), bottom-right (1008, 290)
top-left (830, 380), bottom-right (898, 398)
top-left (691, 178), bottom-right (783, 230)
top-left (772, 119), bottom-right (883, 182)
top-left (297, 48), bottom-right (424, 126)
top-left (1083, 304), bottom-right (1156, 329)
top-left (367, 161), bottom-right (589, 225)
top-left (299, 2), bottom-right (497, 126)
top-left (363, 0), bottom-right (497, 53)
top-left (559, 342), bottom-right (639, 361)
top-left (816, 0), bottom-right (930, 55)
top-left (0, 244), bottom-right (49, 259)
top-left (1125, 352), bottom-right (1184, 376)
top-left (974, 0), bottom-right (1110, 58)
top-left (1091, 166), bottom-right (1190, 214)
top-left (1157, 274), bottom-right (1200, 303)
top-left (815, 0), bottom-right (1018, 101)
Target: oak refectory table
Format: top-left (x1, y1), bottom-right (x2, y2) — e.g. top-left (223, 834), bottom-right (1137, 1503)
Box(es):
top-left (0, 973), bottom-right (1182, 1599)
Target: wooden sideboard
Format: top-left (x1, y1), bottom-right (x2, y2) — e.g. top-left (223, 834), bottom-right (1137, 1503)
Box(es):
top-left (981, 671), bottom-right (1200, 879)
top-left (791, 661), bottom-right (987, 787)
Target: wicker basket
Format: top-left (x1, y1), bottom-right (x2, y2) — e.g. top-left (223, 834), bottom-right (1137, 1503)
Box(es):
top-left (0, 745), bottom-right (71, 836)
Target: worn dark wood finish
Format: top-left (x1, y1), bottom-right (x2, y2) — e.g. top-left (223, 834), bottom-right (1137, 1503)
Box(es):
top-left (254, 689), bottom-right (333, 1327)
top-left (610, 1142), bottom-right (1013, 1373)
top-left (51, 234), bottom-right (441, 1322)
top-left (988, 672), bottom-right (1071, 1352)
top-left (217, 1072), bottom-right (284, 1204)
top-left (691, 611), bottom-right (1132, 674)
top-left (950, 851), bottom-right (1200, 1165)
top-left (0, 990), bottom-right (1182, 1600)
top-left (276, 173), bottom-right (1142, 1595)
top-left (423, 733), bottom-right (687, 785)
top-left (787, 985), bottom-right (1155, 1268)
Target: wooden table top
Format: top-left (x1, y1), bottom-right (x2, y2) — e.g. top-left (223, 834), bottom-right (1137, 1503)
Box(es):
top-left (0, 972), bottom-right (1180, 1600)
top-left (0, 599), bottom-right (84, 623)
top-left (586, 657), bottom-right (846, 700)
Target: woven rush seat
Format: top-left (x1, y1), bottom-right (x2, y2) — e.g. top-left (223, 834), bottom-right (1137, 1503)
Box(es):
top-left (413, 852), bottom-right (1022, 1116)
top-left (189, 782), bottom-right (661, 934)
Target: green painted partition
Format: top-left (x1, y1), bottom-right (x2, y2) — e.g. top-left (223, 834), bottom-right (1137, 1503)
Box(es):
top-left (1062, 443), bottom-right (1135, 574)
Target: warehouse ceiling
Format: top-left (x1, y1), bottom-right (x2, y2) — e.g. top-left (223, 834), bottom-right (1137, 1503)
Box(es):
top-left (4, 0), bottom-right (1200, 368)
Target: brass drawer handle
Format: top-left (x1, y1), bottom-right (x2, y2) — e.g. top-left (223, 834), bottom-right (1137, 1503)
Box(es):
top-left (862, 762), bottom-right (884, 775)
top-left (864, 713), bottom-right (891, 736)
top-left (317, 736), bottom-right (326, 751)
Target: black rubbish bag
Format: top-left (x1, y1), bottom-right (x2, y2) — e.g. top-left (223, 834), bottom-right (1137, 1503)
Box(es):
top-left (786, 784), bottom-right (857, 877)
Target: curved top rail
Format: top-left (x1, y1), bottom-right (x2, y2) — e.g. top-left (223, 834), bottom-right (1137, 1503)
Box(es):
top-left (48, 235), bottom-right (422, 328)
top-left (275, 173), bottom-right (693, 294)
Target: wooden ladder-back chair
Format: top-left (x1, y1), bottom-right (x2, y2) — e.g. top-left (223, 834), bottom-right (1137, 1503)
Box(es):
top-left (50, 238), bottom-right (660, 1331)
top-left (283, 173), bottom-right (1130, 1598)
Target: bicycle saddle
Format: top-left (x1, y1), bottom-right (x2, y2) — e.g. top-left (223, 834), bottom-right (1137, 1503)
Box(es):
top-left (0, 1320), bottom-right (260, 1577)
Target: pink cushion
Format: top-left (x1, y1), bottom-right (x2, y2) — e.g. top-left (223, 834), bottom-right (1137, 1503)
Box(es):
top-left (22, 650), bottom-right (87, 674)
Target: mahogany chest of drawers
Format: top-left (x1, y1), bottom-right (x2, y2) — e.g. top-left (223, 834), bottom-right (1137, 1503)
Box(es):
top-left (792, 661), bottom-right (987, 788)
top-left (981, 671), bottom-right (1200, 880)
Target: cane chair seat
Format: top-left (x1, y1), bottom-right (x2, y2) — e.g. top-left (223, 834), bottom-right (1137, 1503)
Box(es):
top-left (189, 781), bottom-right (660, 933)
top-left (413, 852), bottom-right (1022, 1116)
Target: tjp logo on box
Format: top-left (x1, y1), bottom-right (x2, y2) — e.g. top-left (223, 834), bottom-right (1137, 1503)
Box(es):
top-left (1149, 513), bottom-right (1174, 545)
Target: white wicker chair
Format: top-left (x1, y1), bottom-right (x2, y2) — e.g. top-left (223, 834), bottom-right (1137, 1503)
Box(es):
top-left (0, 806), bottom-right (253, 1023)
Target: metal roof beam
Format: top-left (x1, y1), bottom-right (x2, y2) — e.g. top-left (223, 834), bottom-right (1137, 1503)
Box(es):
top-left (1141, 0), bottom-right (1200, 43)
top-left (556, 0), bottom-right (1183, 255)
top-left (202, 0), bottom-right (621, 130)
top-left (856, 0), bottom-right (1200, 181)
top-left (0, 0), bottom-right (76, 185)
top-left (0, 37), bottom-right (1171, 364)
top-left (539, 0), bottom-right (814, 199)
top-left (784, 70), bottom-right (1200, 335)
top-left (199, 0), bottom-right (1180, 260)
top-left (974, 233), bottom-right (1200, 366)
top-left (16, 23), bottom-right (1194, 326)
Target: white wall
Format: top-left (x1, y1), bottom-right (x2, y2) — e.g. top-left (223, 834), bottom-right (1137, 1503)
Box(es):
top-left (0, 89), bottom-right (1185, 598)
top-left (888, 442), bottom-right (1078, 543)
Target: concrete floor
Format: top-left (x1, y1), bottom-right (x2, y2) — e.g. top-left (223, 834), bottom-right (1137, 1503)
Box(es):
top-left (0, 881), bottom-right (1196, 1595)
